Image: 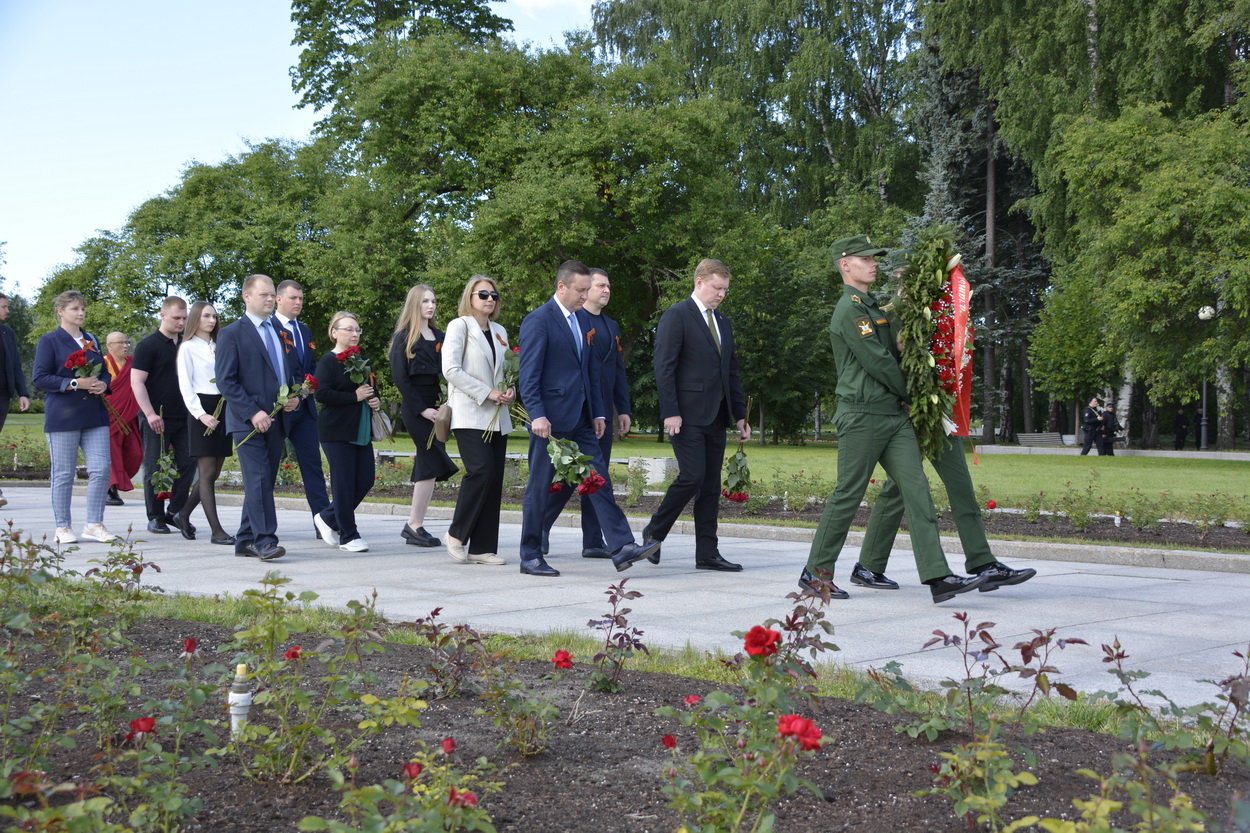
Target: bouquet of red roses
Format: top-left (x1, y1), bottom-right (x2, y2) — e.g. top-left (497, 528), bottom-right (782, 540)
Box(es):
top-left (336, 345), bottom-right (370, 384)
top-left (547, 437), bottom-right (606, 496)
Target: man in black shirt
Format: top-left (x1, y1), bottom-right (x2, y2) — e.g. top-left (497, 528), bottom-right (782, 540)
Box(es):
top-left (1079, 397), bottom-right (1103, 456)
top-left (131, 297), bottom-right (195, 535)
top-left (0, 294), bottom-right (31, 509)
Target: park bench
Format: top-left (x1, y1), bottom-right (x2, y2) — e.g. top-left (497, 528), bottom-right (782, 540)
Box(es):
top-left (1016, 432), bottom-right (1072, 448)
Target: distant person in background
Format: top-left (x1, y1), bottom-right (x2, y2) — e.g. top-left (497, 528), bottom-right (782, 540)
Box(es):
top-left (132, 296), bottom-right (196, 536)
top-left (31, 290), bottom-right (116, 545)
top-left (1098, 404), bottom-right (1123, 456)
top-left (1079, 397), bottom-right (1103, 456)
top-left (0, 293), bottom-right (31, 509)
top-left (103, 332), bottom-right (141, 506)
top-left (313, 311), bottom-right (381, 553)
top-left (390, 284), bottom-right (457, 548)
top-left (176, 302), bottom-right (234, 545)
top-left (1173, 407), bottom-right (1189, 451)
top-left (273, 280), bottom-right (331, 537)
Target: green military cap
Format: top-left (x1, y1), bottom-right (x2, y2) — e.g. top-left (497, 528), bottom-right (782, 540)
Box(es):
top-left (832, 234), bottom-right (889, 258)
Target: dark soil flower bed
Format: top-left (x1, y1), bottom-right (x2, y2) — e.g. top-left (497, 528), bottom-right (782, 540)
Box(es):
top-left (16, 616), bottom-right (1247, 832)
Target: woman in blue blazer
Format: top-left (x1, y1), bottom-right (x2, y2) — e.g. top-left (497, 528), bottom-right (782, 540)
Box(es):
top-left (31, 290), bottom-right (116, 545)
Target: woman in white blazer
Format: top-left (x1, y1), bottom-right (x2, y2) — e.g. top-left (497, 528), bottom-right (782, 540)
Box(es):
top-left (441, 275), bottom-right (515, 565)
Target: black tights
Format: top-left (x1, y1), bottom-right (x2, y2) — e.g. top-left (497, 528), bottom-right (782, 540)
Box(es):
top-left (181, 456), bottom-right (227, 538)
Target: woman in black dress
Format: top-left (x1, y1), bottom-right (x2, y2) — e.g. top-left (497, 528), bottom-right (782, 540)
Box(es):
top-left (176, 301), bottom-right (234, 545)
top-left (390, 283), bottom-right (458, 546)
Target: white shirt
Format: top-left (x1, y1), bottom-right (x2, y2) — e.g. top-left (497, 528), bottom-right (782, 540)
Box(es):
top-left (176, 336), bottom-right (219, 419)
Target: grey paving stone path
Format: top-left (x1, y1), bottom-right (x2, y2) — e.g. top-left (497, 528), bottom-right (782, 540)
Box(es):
top-left (7, 483), bottom-right (1249, 708)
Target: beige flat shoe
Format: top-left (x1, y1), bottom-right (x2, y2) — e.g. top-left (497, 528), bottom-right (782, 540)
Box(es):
top-left (446, 534), bottom-right (468, 563)
top-left (467, 552), bottom-right (505, 565)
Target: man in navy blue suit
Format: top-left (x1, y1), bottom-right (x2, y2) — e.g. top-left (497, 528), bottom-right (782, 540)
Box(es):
top-left (216, 274), bottom-right (299, 561)
top-left (0, 294), bottom-right (31, 509)
top-left (540, 268), bottom-right (632, 559)
top-left (274, 280), bottom-right (330, 535)
top-left (517, 260), bottom-right (658, 577)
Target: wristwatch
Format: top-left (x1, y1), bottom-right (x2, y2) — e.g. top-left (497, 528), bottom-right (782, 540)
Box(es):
top-left (69, 379), bottom-right (78, 390)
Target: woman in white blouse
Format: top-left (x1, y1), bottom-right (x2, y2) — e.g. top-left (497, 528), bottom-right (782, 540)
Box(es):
top-left (176, 301), bottom-right (234, 545)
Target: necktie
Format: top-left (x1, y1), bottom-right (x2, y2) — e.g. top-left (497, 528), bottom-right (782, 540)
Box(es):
top-left (706, 309), bottom-right (721, 354)
top-left (568, 313), bottom-right (582, 357)
top-left (261, 320), bottom-right (283, 381)
top-left (288, 320), bottom-right (304, 362)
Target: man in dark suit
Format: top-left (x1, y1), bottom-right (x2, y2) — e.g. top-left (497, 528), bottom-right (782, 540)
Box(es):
top-left (0, 294), bottom-right (30, 509)
top-left (517, 260), bottom-right (659, 577)
top-left (216, 274), bottom-right (299, 561)
top-left (273, 280), bottom-right (331, 535)
top-left (1079, 397), bottom-right (1103, 455)
top-left (643, 258), bottom-right (750, 572)
top-left (541, 267), bottom-right (632, 559)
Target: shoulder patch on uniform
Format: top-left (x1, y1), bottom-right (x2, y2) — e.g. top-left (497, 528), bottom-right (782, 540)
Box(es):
top-left (855, 316), bottom-right (875, 338)
top-left (851, 295), bottom-right (862, 304)
top-left (880, 301), bottom-right (895, 312)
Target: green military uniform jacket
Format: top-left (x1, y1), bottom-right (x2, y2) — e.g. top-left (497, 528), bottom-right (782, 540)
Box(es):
top-left (829, 284), bottom-right (908, 416)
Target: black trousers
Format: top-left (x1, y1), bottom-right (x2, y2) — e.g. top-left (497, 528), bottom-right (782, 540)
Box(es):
top-left (449, 428), bottom-right (507, 555)
top-left (1079, 427), bottom-right (1097, 456)
top-left (648, 405), bottom-right (729, 561)
top-left (141, 417), bottom-right (195, 520)
top-left (320, 440), bottom-right (374, 544)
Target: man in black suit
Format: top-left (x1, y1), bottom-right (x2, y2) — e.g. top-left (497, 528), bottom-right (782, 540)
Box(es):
top-left (1079, 397), bottom-right (1102, 456)
top-left (273, 280), bottom-right (331, 535)
top-left (643, 259), bottom-right (750, 572)
top-left (0, 294), bottom-right (31, 509)
top-left (216, 274), bottom-right (299, 561)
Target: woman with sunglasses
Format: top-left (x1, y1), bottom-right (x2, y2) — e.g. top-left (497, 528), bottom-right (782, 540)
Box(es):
top-left (390, 284), bottom-right (457, 547)
top-left (441, 276), bottom-right (513, 566)
top-left (313, 311), bottom-right (381, 552)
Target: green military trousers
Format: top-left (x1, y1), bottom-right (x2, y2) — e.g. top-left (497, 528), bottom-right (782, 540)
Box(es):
top-left (859, 435), bottom-right (996, 575)
top-left (806, 410), bottom-right (953, 583)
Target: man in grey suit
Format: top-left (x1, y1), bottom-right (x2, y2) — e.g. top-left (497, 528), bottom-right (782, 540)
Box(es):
top-left (643, 259), bottom-right (750, 571)
top-left (0, 294), bottom-right (31, 509)
top-left (215, 274), bottom-right (299, 561)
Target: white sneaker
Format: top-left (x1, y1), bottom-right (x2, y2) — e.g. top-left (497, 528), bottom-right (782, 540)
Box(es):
top-left (54, 526), bottom-right (78, 544)
top-left (446, 534), bottom-right (468, 563)
top-left (313, 513), bottom-right (339, 547)
top-left (339, 538), bottom-right (369, 552)
top-left (467, 551), bottom-right (506, 565)
top-left (81, 523), bottom-right (118, 543)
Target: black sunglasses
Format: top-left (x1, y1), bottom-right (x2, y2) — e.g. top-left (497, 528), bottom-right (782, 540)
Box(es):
top-left (475, 290), bottom-right (500, 301)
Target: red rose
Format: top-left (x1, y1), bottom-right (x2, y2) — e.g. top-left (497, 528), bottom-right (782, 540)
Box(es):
top-left (156, 491), bottom-right (173, 501)
top-left (777, 714), bottom-right (822, 751)
top-left (447, 786), bottom-right (477, 808)
top-left (744, 625), bottom-right (781, 657)
top-left (401, 762), bottom-right (423, 780)
top-left (661, 734), bottom-right (677, 749)
top-left (63, 350), bottom-right (88, 370)
top-left (441, 737), bottom-right (455, 755)
top-left (130, 716), bottom-right (156, 734)
top-left (336, 345), bottom-right (360, 362)
top-left (548, 483), bottom-right (562, 494)
top-left (552, 649), bottom-right (573, 669)
top-left (577, 471), bottom-right (606, 496)
top-left (304, 373), bottom-right (318, 391)
top-left (180, 638), bottom-right (198, 658)
top-left (986, 500), bottom-right (997, 510)
top-left (684, 695), bottom-right (700, 706)
top-left (512, 346), bottom-right (520, 354)
top-left (284, 646), bottom-right (301, 660)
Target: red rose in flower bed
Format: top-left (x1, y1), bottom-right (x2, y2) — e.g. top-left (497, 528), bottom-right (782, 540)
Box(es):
top-left (284, 646), bottom-right (301, 660)
top-left (448, 786), bottom-right (477, 808)
top-left (126, 716), bottom-right (157, 742)
top-left (577, 471), bottom-right (606, 496)
top-left (552, 649), bottom-right (573, 669)
top-left (441, 737), bottom-right (456, 755)
top-left (777, 713), bottom-right (823, 751)
top-left (743, 625), bottom-right (781, 657)
top-left (401, 762), bottom-right (423, 780)
top-left (986, 499), bottom-right (997, 510)
top-left (661, 734), bottom-right (677, 749)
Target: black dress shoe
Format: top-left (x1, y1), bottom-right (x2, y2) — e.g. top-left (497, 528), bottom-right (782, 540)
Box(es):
top-left (401, 524), bottom-right (441, 547)
top-left (581, 547), bottom-right (612, 559)
top-left (612, 540), bottom-right (661, 572)
top-left (166, 513), bottom-right (196, 535)
top-left (520, 557), bottom-right (560, 577)
top-left (696, 554), bottom-right (743, 572)
top-left (642, 525), bottom-right (662, 565)
top-left (147, 519), bottom-right (171, 534)
top-left (170, 513), bottom-right (195, 540)
top-left (211, 534), bottom-right (236, 546)
top-left (850, 561), bottom-right (899, 589)
top-left (798, 567), bottom-right (849, 599)
top-left (235, 545), bottom-right (257, 558)
top-left (928, 573), bottom-right (989, 603)
top-left (106, 487), bottom-right (124, 507)
top-left (975, 561), bottom-right (1037, 592)
top-left (254, 544), bottom-right (286, 561)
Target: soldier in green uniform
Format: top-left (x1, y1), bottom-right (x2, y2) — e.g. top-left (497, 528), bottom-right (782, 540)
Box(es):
top-left (800, 235), bottom-right (986, 603)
